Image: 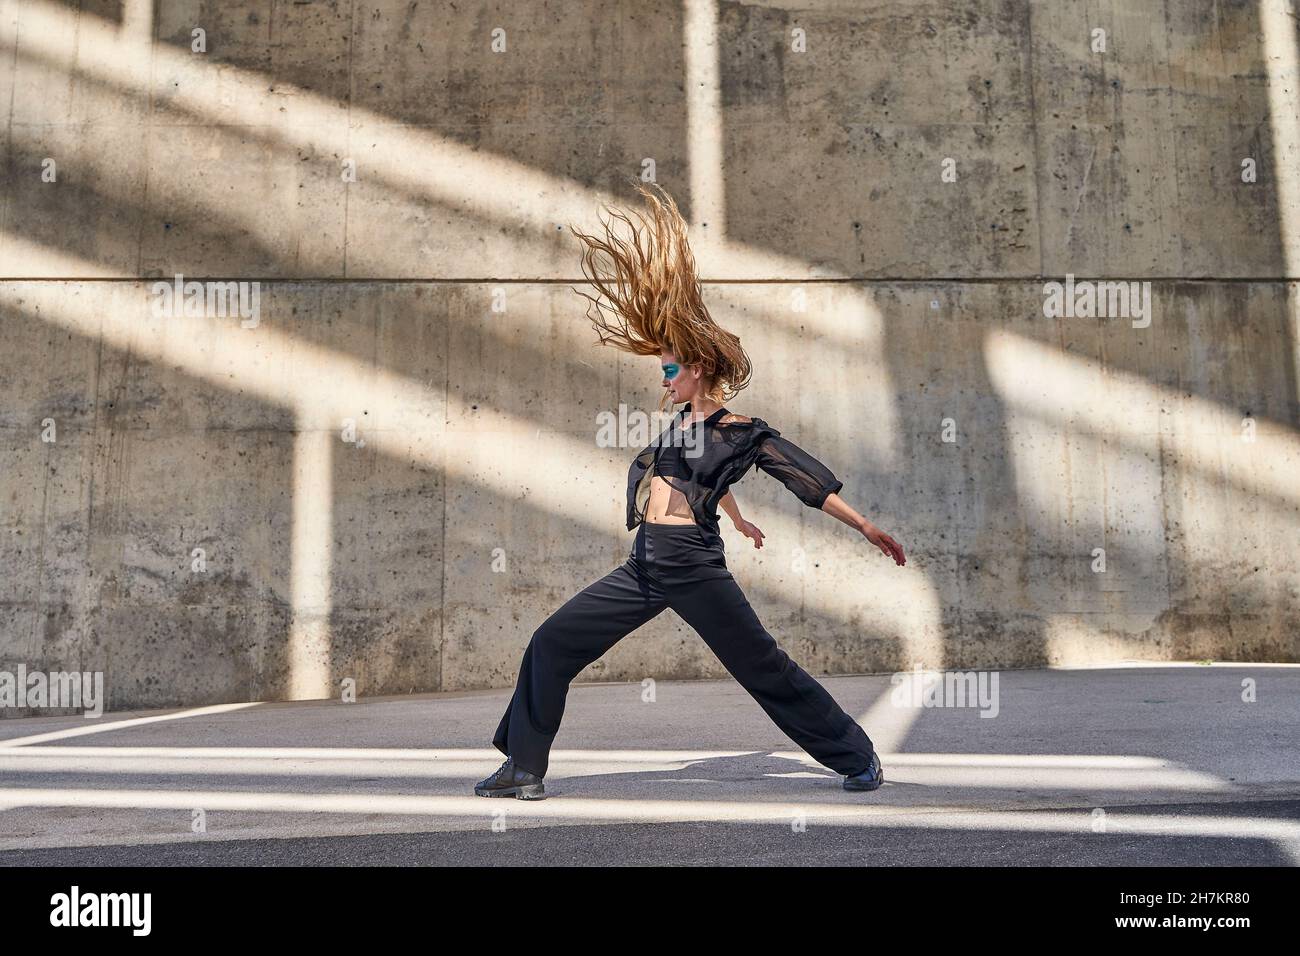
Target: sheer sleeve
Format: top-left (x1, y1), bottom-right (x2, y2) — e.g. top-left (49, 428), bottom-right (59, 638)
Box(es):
top-left (753, 432), bottom-right (844, 509)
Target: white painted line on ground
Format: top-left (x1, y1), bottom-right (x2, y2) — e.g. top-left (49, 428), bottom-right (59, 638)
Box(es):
top-left (0, 747), bottom-right (1232, 790)
top-left (0, 703), bottom-right (263, 748)
top-left (0, 786), bottom-right (1294, 858)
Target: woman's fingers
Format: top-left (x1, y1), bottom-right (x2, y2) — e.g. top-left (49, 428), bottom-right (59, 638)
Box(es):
top-left (874, 533), bottom-right (905, 565)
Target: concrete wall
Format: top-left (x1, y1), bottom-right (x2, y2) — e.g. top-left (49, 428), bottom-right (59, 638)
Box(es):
top-left (1, 0), bottom-right (1298, 714)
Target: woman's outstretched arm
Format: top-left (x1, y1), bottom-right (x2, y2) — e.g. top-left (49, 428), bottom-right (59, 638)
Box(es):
top-left (748, 428), bottom-right (906, 566)
top-left (821, 493), bottom-right (906, 566)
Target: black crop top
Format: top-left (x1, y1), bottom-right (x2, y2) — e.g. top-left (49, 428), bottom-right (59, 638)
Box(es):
top-left (652, 417), bottom-right (704, 480)
top-left (627, 402), bottom-right (845, 551)
top-left (653, 441), bottom-right (694, 479)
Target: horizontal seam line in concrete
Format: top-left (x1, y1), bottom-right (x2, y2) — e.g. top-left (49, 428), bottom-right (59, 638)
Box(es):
top-left (2, 276), bottom-right (1297, 284)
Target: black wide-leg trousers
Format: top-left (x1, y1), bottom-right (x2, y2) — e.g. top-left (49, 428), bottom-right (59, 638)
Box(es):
top-left (492, 521), bottom-right (876, 779)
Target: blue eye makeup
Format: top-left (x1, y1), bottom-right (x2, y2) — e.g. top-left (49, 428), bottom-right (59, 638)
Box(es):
top-left (662, 363), bottom-right (681, 379)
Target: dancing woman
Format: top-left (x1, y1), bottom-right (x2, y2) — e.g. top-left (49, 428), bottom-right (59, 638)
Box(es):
top-left (477, 182), bottom-right (906, 800)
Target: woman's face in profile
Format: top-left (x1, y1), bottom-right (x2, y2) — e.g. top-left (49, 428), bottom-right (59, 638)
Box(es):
top-left (660, 348), bottom-right (703, 406)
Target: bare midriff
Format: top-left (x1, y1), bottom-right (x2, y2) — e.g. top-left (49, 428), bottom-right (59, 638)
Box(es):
top-left (641, 410), bottom-right (742, 526)
top-left (643, 475), bottom-right (697, 525)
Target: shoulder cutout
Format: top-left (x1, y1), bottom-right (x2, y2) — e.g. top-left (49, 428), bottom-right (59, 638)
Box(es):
top-left (719, 413), bottom-right (752, 424)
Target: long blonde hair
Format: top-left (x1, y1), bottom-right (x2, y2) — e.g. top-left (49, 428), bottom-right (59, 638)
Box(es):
top-left (568, 181), bottom-right (752, 412)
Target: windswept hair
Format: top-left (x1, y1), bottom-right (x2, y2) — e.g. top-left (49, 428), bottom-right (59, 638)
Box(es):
top-left (568, 181), bottom-right (751, 412)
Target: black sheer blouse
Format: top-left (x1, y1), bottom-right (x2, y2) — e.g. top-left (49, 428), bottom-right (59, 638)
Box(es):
top-left (626, 402), bottom-right (845, 551)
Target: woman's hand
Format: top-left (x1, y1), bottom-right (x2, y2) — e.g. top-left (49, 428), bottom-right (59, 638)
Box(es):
top-left (733, 518), bottom-right (766, 549)
top-left (860, 521), bottom-right (906, 566)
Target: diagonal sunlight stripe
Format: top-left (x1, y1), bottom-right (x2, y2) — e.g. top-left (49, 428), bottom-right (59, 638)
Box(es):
top-left (0, 240), bottom-right (122, 279)
top-left (852, 666), bottom-right (941, 755)
top-left (984, 328), bottom-right (1300, 506)
top-left (0, 787), bottom-right (1295, 854)
top-left (0, 703), bottom-right (262, 747)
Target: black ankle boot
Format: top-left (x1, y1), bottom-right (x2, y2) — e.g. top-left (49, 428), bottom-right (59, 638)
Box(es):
top-left (842, 750), bottom-right (884, 792)
top-left (474, 756), bottom-right (546, 800)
